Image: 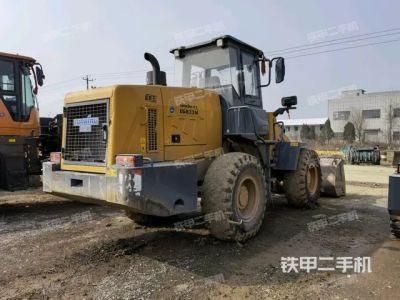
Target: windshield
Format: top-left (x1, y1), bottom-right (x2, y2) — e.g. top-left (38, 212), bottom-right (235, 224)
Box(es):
top-left (174, 46), bottom-right (240, 96)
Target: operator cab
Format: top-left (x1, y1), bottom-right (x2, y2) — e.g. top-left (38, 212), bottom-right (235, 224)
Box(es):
top-left (0, 52), bottom-right (45, 122)
top-left (171, 35), bottom-right (285, 108)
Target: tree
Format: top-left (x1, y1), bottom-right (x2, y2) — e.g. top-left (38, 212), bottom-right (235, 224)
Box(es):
top-left (343, 122), bottom-right (356, 143)
top-left (324, 119), bottom-right (334, 141)
top-left (300, 124), bottom-right (310, 141)
top-left (351, 110), bottom-right (364, 143)
top-left (319, 128), bottom-right (327, 144)
top-left (300, 124), bottom-right (316, 141)
top-left (308, 126), bottom-right (316, 140)
top-left (320, 119), bottom-right (334, 143)
top-left (385, 103), bottom-right (394, 147)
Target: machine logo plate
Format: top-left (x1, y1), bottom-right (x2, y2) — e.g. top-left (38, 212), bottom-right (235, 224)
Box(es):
top-left (73, 117), bottom-right (99, 126)
top-left (73, 116), bottom-right (99, 133)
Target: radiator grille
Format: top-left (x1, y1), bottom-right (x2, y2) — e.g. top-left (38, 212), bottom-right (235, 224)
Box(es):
top-left (64, 101), bottom-right (108, 164)
top-left (147, 108), bottom-right (157, 151)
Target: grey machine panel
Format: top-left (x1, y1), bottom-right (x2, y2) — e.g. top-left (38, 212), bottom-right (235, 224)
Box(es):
top-left (388, 173), bottom-right (400, 215)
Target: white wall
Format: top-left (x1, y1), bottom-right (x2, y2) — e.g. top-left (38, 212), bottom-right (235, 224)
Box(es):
top-left (328, 90), bottom-right (400, 143)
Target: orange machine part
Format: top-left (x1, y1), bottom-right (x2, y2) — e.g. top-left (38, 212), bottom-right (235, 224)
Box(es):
top-left (0, 100), bottom-right (40, 137)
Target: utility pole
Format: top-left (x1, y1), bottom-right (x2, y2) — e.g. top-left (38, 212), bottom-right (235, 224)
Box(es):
top-left (82, 75), bottom-right (94, 90)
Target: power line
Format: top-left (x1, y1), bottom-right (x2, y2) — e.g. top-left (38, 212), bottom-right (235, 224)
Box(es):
top-left (40, 72), bottom-right (174, 96)
top-left (40, 28), bottom-right (400, 91)
top-left (42, 66), bottom-right (175, 89)
top-left (43, 77), bottom-right (81, 88)
top-left (286, 37), bottom-right (400, 59)
top-left (94, 67), bottom-right (174, 79)
top-left (266, 27), bottom-right (400, 55)
top-left (268, 31), bottom-right (400, 56)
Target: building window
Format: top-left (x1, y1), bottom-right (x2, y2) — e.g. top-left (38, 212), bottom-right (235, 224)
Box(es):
top-left (364, 129), bottom-right (380, 142)
top-left (294, 126), bottom-right (298, 131)
top-left (364, 129), bottom-right (380, 134)
top-left (333, 111), bottom-right (350, 120)
top-left (393, 108), bottom-right (400, 118)
top-left (362, 109), bottom-right (380, 119)
top-left (286, 126), bottom-right (290, 132)
top-left (393, 131), bottom-right (400, 142)
top-left (335, 132), bottom-right (344, 138)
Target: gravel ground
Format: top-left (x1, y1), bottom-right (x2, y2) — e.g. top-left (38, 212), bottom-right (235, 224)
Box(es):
top-left (0, 165), bottom-right (399, 299)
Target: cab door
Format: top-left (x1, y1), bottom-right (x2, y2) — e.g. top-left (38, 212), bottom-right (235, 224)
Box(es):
top-left (239, 50), bottom-right (262, 108)
top-left (0, 58), bottom-right (39, 136)
top-left (19, 66), bottom-right (40, 136)
top-left (0, 59), bottom-right (19, 122)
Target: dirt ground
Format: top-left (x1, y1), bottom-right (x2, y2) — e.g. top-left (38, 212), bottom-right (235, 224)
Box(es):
top-left (0, 165), bottom-right (399, 299)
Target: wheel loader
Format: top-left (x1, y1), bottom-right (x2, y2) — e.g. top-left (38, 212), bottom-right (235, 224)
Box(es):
top-left (0, 52), bottom-right (62, 191)
top-left (0, 52), bottom-right (45, 190)
top-left (43, 35), bottom-right (344, 242)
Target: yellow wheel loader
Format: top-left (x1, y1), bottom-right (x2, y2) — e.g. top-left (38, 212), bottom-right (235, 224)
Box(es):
top-left (43, 36), bottom-right (344, 242)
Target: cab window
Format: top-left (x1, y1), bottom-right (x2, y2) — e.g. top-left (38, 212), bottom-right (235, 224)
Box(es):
top-left (242, 52), bottom-right (259, 97)
top-left (0, 60), bottom-right (18, 119)
top-left (0, 60), bottom-right (15, 92)
top-left (21, 71), bottom-right (36, 120)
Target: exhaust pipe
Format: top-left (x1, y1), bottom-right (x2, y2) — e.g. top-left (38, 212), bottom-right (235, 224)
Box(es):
top-left (144, 52), bottom-right (166, 86)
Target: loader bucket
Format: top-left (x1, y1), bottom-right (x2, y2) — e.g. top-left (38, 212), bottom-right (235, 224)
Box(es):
top-left (320, 156), bottom-right (346, 197)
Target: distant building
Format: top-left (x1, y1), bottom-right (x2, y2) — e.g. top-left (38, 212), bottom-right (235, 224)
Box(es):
top-left (328, 89), bottom-right (400, 144)
top-left (281, 118), bottom-right (328, 142)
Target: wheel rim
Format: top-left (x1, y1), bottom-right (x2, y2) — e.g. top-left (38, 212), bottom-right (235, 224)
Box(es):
top-left (307, 165), bottom-right (318, 194)
top-left (235, 176), bottom-right (260, 221)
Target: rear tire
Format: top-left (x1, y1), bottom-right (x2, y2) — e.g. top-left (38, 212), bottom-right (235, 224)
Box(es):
top-left (202, 152), bottom-right (269, 242)
top-left (283, 149), bottom-right (321, 209)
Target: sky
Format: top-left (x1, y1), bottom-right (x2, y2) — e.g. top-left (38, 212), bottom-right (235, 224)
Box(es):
top-left (1, 0), bottom-right (400, 118)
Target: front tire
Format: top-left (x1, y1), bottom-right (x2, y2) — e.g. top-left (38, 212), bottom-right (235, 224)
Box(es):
top-left (202, 152), bottom-right (269, 242)
top-left (283, 149), bottom-right (322, 208)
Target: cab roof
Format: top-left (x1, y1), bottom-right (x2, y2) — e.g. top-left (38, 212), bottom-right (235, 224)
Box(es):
top-left (0, 52), bottom-right (36, 63)
top-left (170, 35), bottom-right (264, 57)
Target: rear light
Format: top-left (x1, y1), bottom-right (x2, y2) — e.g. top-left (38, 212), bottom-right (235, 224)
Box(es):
top-left (115, 154), bottom-right (143, 167)
top-left (50, 152), bottom-right (61, 164)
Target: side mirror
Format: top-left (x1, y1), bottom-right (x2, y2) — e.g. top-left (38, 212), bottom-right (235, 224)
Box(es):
top-left (260, 58), bottom-right (266, 75)
top-left (275, 57), bottom-right (285, 84)
top-left (281, 95), bottom-right (297, 107)
top-left (36, 66), bottom-right (45, 87)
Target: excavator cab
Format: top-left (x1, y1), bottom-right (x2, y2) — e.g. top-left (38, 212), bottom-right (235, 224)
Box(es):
top-left (0, 52), bottom-right (45, 190)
